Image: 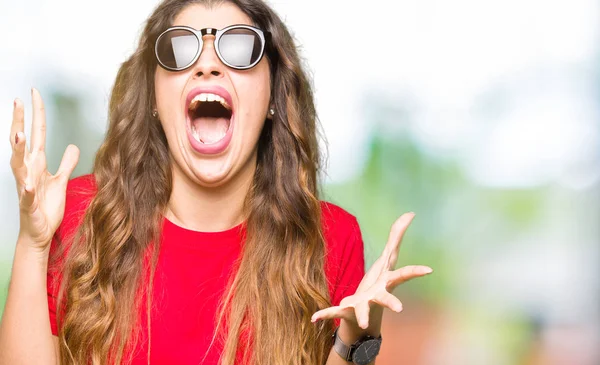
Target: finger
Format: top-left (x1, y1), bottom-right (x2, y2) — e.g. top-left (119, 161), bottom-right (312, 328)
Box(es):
top-left (386, 265), bottom-right (433, 290)
top-left (55, 144), bottom-right (80, 183)
top-left (382, 212), bottom-right (415, 270)
top-left (30, 88), bottom-right (46, 153)
top-left (311, 305), bottom-right (354, 323)
top-left (355, 301), bottom-right (371, 329)
top-left (372, 291), bottom-right (403, 313)
top-left (10, 98), bottom-right (24, 149)
top-left (10, 132), bottom-right (26, 173)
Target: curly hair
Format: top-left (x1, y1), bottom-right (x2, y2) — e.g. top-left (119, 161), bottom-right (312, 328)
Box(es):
top-left (52, 1), bottom-right (334, 364)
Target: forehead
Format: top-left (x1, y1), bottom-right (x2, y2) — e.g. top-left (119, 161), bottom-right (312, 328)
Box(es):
top-left (173, 3), bottom-right (254, 30)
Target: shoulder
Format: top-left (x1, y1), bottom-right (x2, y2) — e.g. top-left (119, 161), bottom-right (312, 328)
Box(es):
top-left (319, 199), bottom-right (363, 248)
top-left (65, 173), bottom-right (97, 196)
top-left (320, 201), bottom-right (362, 253)
top-left (57, 173), bottom-right (97, 240)
top-left (47, 174), bottom-right (97, 281)
top-left (320, 201), bottom-right (360, 237)
top-left (319, 201), bottom-right (365, 305)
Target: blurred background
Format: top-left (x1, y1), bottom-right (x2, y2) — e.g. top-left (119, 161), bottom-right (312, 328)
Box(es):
top-left (1, 0), bottom-right (598, 364)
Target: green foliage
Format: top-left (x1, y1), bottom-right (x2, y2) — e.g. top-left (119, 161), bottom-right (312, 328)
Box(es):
top-left (323, 135), bottom-right (464, 302)
top-left (322, 128), bottom-right (546, 310)
top-left (0, 261), bottom-right (11, 319)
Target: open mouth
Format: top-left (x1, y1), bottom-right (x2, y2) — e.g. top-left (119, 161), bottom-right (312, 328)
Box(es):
top-left (187, 93), bottom-right (233, 144)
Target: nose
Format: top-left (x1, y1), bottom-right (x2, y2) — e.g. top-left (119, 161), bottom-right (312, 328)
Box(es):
top-left (190, 35), bottom-right (224, 78)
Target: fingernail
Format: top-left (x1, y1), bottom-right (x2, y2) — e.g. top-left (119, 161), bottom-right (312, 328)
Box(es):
top-left (403, 212), bottom-right (415, 219)
top-left (423, 267), bottom-right (433, 274)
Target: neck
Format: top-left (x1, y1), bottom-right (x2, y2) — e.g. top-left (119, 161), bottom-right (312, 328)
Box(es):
top-left (165, 160), bottom-right (255, 232)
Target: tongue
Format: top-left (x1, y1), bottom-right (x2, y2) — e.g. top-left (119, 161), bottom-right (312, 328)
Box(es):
top-left (193, 116), bottom-right (230, 144)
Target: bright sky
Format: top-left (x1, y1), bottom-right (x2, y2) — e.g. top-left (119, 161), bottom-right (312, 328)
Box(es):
top-left (0, 0), bottom-right (598, 187)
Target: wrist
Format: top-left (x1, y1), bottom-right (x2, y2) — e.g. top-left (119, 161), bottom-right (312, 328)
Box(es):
top-left (15, 234), bottom-right (50, 266)
top-left (338, 318), bottom-right (381, 345)
top-left (333, 320), bottom-right (383, 365)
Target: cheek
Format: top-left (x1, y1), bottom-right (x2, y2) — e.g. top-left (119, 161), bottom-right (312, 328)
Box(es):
top-left (235, 67), bottom-right (271, 127)
top-left (154, 68), bottom-right (186, 122)
top-left (154, 69), bottom-right (169, 107)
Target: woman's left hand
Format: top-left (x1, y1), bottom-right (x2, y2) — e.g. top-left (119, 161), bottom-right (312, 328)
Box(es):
top-left (311, 212), bottom-right (433, 334)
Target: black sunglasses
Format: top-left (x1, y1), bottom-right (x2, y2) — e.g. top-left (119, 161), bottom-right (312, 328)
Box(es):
top-left (155, 24), bottom-right (269, 71)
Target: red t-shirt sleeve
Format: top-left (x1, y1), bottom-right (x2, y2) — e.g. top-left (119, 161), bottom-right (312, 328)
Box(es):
top-left (46, 174), bottom-right (96, 336)
top-left (330, 216), bottom-right (365, 307)
top-left (321, 202), bottom-right (366, 308)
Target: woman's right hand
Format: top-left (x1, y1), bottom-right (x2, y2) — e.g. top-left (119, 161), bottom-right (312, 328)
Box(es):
top-left (9, 88), bottom-right (80, 255)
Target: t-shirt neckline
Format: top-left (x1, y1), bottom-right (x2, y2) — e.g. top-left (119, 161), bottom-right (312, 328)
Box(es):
top-left (161, 215), bottom-right (246, 250)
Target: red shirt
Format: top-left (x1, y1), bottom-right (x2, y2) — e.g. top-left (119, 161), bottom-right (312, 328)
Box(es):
top-left (47, 174), bottom-right (365, 364)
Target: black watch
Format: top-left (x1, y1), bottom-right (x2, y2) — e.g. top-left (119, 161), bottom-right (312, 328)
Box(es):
top-left (332, 326), bottom-right (382, 365)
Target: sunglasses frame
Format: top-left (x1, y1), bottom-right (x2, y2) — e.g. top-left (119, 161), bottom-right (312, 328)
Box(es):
top-left (155, 24), bottom-right (268, 71)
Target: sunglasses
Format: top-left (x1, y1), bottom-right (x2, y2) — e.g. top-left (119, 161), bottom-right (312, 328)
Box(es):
top-left (155, 24), bottom-right (269, 71)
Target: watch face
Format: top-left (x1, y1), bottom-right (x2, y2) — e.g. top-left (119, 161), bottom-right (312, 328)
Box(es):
top-left (352, 338), bottom-right (381, 365)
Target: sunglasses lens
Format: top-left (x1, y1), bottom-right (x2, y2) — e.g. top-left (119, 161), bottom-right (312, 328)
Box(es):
top-left (156, 29), bottom-right (199, 69)
top-left (218, 28), bottom-right (264, 68)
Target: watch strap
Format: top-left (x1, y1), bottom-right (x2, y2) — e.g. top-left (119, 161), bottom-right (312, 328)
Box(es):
top-left (332, 327), bottom-right (354, 361)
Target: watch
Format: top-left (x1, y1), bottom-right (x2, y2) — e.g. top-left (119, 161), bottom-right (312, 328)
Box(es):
top-left (332, 326), bottom-right (382, 365)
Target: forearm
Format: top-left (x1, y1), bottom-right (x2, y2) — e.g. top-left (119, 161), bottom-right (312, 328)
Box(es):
top-left (0, 237), bottom-right (57, 365)
top-left (325, 320), bottom-right (379, 365)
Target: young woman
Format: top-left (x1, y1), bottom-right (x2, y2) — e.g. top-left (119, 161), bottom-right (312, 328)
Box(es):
top-left (0, 0), bottom-right (433, 364)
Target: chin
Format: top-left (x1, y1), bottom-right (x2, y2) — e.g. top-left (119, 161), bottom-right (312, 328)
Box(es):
top-left (187, 157), bottom-right (235, 187)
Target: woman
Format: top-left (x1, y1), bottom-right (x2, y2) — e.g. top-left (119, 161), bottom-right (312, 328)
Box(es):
top-left (0, 0), bottom-right (433, 364)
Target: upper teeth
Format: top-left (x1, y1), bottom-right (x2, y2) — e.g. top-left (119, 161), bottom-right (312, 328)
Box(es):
top-left (188, 93), bottom-right (231, 111)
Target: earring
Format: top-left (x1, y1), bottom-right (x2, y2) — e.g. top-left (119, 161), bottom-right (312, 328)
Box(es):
top-left (269, 108), bottom-right (275, 116)
top-left (152, 109), bottom-right (159, 118)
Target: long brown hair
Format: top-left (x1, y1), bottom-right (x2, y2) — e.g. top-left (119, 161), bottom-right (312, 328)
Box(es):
top-left (53, 1), bottom-right (334, 364)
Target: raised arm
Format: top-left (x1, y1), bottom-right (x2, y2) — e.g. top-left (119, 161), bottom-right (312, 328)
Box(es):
top-left (0, 88), bottom-right (79, 365)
